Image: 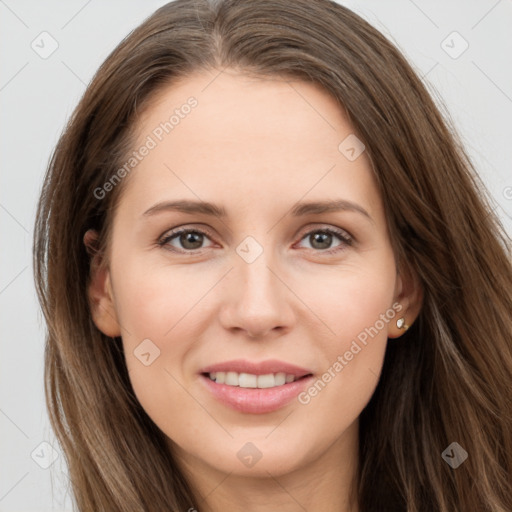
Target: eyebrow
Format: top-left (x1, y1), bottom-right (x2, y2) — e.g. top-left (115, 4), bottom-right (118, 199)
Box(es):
top-left (142, 199), bottom-right (372, 221)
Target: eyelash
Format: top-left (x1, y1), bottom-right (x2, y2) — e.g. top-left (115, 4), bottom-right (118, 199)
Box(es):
top-left (157, 225), bottom-right (353, 255)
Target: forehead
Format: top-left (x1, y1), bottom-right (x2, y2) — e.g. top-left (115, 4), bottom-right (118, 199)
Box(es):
top-left (117, 69), bottom-right (381, 221)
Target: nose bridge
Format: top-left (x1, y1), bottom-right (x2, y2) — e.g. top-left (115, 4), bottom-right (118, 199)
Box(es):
top-left (237, 235), bottom-right (281, 305)
top-left (221, 234), bottom-right (293, 337)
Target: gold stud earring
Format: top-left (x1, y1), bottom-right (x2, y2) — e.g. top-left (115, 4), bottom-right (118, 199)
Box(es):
top-left (396, 317), bottom-right (409, 331)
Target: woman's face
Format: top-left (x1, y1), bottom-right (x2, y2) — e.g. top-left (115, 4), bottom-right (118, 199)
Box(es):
top-left (89, 69), bottom-right (414, 480)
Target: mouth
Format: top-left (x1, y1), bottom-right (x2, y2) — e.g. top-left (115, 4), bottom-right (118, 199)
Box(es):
top-left (197, 359), bottom-right (315, 413)
top-left (198, 369), bottom-right (315, 414)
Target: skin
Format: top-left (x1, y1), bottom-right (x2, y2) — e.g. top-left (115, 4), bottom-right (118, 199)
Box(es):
top-left (85, 68), bottom-right (422, 512)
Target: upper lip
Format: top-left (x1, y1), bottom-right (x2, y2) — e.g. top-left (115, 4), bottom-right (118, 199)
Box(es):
top-left (199, 359), bottom-right (313, 378)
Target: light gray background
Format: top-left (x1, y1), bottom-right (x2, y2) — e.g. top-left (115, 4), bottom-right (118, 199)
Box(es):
top-left (1, 1), bottom-right (511, 510)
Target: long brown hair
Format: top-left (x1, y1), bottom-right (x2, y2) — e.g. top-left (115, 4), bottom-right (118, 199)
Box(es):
top-left (33, 0), bottom-right (512, 510)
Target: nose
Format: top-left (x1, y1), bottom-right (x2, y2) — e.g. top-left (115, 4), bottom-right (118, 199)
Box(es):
top-left (219, 250), bottom-right (295, 339)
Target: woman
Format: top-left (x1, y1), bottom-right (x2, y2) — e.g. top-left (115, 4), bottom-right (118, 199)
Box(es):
top-left (33, 0), bottom-right (512, 510)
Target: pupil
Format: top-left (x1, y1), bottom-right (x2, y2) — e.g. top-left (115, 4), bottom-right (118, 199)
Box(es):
top-left (181, 232), bottom-right (203, 249)
top-left (311, 232), bottom-right (331, 250)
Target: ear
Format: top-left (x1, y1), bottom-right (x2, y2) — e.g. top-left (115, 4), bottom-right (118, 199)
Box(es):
top-left (83, 229), bottom-right (122, 338)
top-left (388, 261), bottom-right (423, 339)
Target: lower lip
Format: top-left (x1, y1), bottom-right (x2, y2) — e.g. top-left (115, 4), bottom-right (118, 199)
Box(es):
top-left (199, 374), bottom-right (314, 414)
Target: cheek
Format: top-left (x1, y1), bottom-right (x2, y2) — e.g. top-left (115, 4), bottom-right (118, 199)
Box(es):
top-left (293, 257), bottom-right (397, 424)
top-left (112, 258), bottom-right (205, 340)
top-left (304, 254), bottom-right (397, 347)
top-left (113, 264), bottom-right (208, 432)
top-left (109, 254), bottom-right (205, 399)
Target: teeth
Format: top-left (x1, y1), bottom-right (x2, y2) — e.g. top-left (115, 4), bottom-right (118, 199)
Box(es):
top-left (239, 373), bottom-right (258, 387)
top-left (225, 371), bottom-right (239, 386)
top-left (207, 371), bottom-right (301, 388)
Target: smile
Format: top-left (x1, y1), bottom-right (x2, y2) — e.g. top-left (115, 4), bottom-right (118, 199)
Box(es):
top-left (200, 373), bottom-right (314, 414)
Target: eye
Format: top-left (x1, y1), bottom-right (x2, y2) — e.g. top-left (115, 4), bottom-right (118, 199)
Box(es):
top-left (295, 226), bottom-right (353, 254)
top-left (158, 227), bottom-right (215, 253)
top-left (157, 225), bottom-right (353, 255)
